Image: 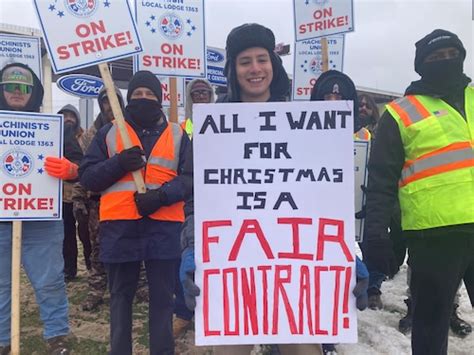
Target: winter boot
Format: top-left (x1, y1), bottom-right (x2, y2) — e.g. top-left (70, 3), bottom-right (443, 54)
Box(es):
top-left (47, 335), bottom-right (70, 355)
top-left (82, 294), bottom-right (104, 312)
top-left (0, 345), bottom-right (10, 355)
top-left (398, 298), bottom-right (412, 334)
top-left (173, 317), bottom-right (191, 338)
top-left (368, 288), bottom-right (383, 310)
top-left (450, 304), bottom-right (472, 337)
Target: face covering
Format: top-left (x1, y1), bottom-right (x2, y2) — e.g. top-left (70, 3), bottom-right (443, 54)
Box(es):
top-left (126, 98), bottom-right (163, 128)
top-left (419, 57), bottom-right (464, 87)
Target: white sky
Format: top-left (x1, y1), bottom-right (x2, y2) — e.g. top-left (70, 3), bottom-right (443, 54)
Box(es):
top-left (0, 0), bottom-right (472, 118)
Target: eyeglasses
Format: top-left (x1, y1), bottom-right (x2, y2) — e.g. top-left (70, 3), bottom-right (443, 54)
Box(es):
top-left (3, 83), bottom-right (32, 94)
top-left (191, 90), bottom-right (210, 98)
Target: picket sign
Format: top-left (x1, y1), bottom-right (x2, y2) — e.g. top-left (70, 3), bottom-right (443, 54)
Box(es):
top-left (169, 77), bottom-right (179, 123)
top-left (11, 222), bottom-right (21, 355)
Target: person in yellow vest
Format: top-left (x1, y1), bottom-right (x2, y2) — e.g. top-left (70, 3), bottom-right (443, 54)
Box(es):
top-left (363, 29), bottom-right (473, 355)
top-left (181, 79), bottom-right (215, 140)
top-left (79, 71), bottom-right (191, 355)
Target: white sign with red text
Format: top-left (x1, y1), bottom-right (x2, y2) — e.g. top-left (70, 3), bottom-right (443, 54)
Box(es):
top-left (159, 77), bottom-right (185, 107)
top-left (0, 111), bottom-right (62, 220)
top-left (294, 0), bottom-right (354, 41)
top-left (193, 101), bottom-right (357, 345)
top-left (0, 34), bottom-right (43, 83)
top-left (33, 0), bottom-right (143, 74)
top-left (135, 0), bottom-right (206, 78)
top-left (292, 35), bottom-right (344, 101)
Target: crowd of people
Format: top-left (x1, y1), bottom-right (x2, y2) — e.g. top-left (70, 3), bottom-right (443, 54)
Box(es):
top-left (0, 23), bottom-right (472, 355)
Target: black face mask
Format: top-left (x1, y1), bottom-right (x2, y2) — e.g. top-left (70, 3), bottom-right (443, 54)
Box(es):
top-left (419, 57), bottom-right (464, 87)
top-left (126, 98), bottom-right (163, 128)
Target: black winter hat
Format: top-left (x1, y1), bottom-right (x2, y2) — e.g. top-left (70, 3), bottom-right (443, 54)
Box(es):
top-left (414, 29), bottom-right (466, 74)
top-left (225, 23), bottom-right (275, 61)
top-left (127, 70), bottom-right (162, 103)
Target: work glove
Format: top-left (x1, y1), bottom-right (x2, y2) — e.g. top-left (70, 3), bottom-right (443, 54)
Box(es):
top-left (180, 247), bottom-right (200, 310)
top-left (134, 188), bottom-right (166, 216)
top-left (365, 238), bottom-right (399, 278)
top-left (117, 146), bottom-right (145, 172)
top-left (353, 256), bottom-right (369, 310)
top-left (44, 156), bottom-right (78, 180)
top-left (73, 201), bottom-right (88, 220)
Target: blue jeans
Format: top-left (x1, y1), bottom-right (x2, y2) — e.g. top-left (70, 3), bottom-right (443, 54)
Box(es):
top-left (174, 258), bottom-right (194, 321)
top-left (0, 221), bottom-right (69, 346)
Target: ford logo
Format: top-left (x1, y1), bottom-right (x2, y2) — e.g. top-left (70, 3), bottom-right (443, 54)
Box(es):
top-left (207, 49), bottom-right (224, 63)
top-left (57, 74), bottom-right (104, 98)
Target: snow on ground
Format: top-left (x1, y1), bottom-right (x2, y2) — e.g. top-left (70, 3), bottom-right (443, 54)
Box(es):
top-left (337, 264), bottom-right (474, 355)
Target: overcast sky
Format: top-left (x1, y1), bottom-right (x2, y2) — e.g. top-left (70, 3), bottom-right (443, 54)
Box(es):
top-left (0, 0), bottom-right (472, 116)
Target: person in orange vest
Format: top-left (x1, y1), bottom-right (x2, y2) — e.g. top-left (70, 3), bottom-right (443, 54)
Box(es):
top-left (79, 71), bottom-right (191, 355)
top-left (363, 29), bottom-right (473, 354)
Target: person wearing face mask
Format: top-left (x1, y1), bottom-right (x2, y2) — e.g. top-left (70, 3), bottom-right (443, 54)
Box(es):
top-left (363, 29), bottom-right (474, 354)
top-left (79, 71), bottom-right (190, 355)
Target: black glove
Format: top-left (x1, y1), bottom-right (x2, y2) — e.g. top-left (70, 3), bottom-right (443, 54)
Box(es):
top-left (134, 189), bottom-right (166, 216)
top-left (117, 146), bottom-right (145, 172)
top-left (365, 238), bottom-right (399, 278)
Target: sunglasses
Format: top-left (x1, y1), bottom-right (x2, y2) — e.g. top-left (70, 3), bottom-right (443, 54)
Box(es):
top-left (3, 83), bottom-right (32, 94)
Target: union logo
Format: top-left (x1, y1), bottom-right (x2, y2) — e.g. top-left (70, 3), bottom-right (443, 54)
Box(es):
top-left (64, 0), bottom-right (98, 18)
top-left (309, 57), bottom-right (323, 75)
top-left (159, 13), bottom-right (184, 40)
top-left (1, 150), bottom-right (33, 178)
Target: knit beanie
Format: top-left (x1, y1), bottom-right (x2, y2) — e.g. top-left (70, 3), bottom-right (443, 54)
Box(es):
top-left (414, 29), bottom-right (466, 75)
top-left (127, 71), bottom-right (162, 103)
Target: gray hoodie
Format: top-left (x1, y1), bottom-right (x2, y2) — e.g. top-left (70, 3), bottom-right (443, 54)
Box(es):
top-left (184, 79), bottom-right (215, 121)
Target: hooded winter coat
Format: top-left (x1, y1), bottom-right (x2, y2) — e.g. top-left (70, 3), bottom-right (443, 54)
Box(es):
top-left (184, 79), bottom-right (215, 121)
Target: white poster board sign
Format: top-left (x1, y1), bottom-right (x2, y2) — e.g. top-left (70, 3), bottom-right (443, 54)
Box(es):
top-left (33, 0), bottom-right (143, 74)
top-left (160, 77), bottom-right (185, 107)
top-left (292, 35), bottom-right (344, 101)
top-left (354, 140), bottom-right (370, 242)
top-left (0, 34), bottom-right (43, 83)
top-left (135, 0), bottom-right (206, 78)
top-left (193, 101), bottom-right (357, 345)
top-left (294, 0), bottom-right (354, 41)
top-left (0, 111), bottom-right (62, 220)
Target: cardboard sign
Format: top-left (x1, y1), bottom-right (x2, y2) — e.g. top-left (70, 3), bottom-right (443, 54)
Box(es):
top-left (193, 101), bottom-right (357, 345)
top-left (206, 46), bottom-right (226, 86)
top-left (160, 76), bottom-right (184, 107)
top-left (0, 111), bottom-right (62, 220)
top-left (354, 140), bottom-right (370, 242)
top-left (294, 0), bottom-right (354, 41)
top-left (135, 0), bottom-right (206, 78)
top-left (0, 34), bottom-right (43, 83)
top-left (33, 0), bottom-right (143, 74)
top-left (292, 35), bottom-right (344, 101)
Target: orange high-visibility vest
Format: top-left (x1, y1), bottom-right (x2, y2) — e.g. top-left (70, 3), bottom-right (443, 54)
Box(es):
top-left (100, 121), bottom-right (185, 222)
top-left (386, 87), bottom-right (474, 230)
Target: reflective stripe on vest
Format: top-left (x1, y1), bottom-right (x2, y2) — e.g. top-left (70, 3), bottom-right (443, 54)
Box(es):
top-left (387, 87), bottom-right (474, 230)
top-left (100, 121), bottom-right (184, 222)
top-left (181, 119), bottom-right (193, 139)
top-left (400, 142), bottom-right (474, 187)
top-left (388, 96), bottom-right (431, 127)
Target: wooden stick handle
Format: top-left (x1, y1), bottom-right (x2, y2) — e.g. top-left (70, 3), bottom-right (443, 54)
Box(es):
top-left (169, 77), bottom-right (178, 123)
top-left (11, 221), bottom-right (22, 355)
top-left (98, 63), bottom-right (146, 193)
top-left (321, 37), bottom-right (329, 72)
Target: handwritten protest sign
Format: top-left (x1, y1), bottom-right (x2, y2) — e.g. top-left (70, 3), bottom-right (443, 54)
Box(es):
top-left (292, 35), bottom-right (344, 101)
top-left (0, 34), bottom-right (42, 83)
top-left (0, 111), bottom-right (62, 220)
top-left (160, 76), bottom-right (184, 107)
top-left (135, 0), bottom-right (206, 78)
top-left (294, 0), bottom-right (354, 41)
top-left (33, 0), bottom-right (143, 74)
top-left (354, 140), bottom-right (370, 242)
top-left (193, 101), bottom-right (357, 345)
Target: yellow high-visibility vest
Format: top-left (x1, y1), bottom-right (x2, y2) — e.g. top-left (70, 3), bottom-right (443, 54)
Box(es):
top-left (386, 86), bottom-right (474, 230)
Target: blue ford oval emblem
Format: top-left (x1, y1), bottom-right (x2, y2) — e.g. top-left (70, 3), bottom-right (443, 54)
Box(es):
top-left (207, 49), bottom-right (224, 63)
top-left (57, 74), bottom-right (104, 98)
